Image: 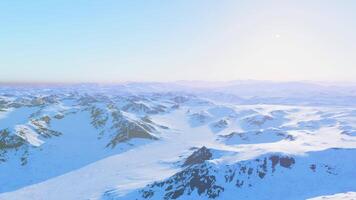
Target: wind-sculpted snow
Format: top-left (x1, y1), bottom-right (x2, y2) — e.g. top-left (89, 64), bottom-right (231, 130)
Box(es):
top-left (0, 83), bottom-right (355, 200)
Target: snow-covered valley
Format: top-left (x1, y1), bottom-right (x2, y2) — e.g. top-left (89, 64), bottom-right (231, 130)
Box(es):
top-left (0, 82), bottom-right (355, 200)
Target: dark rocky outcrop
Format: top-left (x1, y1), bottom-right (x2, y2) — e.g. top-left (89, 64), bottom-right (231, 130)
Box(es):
top-left (183, 146), bottom-right (212, 167)
top-left (0, 129), bottom-right (29, 165)
top-left (269, 155), bottom-right (295, 172)
top-left (107, 108), bottom-right (158, 148)
top-left (138, 154), bottom-right (297, 199)
top-left (31, 116), bottom-right (62, 138)
top-left (140, 163), bottom-right (224, 200)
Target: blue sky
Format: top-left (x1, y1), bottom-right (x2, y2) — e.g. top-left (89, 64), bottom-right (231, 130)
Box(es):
top-left (1, 0), bottom-right (356, 83)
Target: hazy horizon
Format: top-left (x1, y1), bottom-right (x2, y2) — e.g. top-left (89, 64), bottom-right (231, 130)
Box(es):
top-left (1, 79), bottom-right (356, 87)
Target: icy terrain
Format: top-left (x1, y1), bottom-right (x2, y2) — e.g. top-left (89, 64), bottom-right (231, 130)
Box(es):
top-left (0, 81), bottom-right (355, 200)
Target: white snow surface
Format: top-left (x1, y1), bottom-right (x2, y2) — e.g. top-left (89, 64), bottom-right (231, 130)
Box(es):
top-left (308, 192), bottom-right (356, 200)
top-left (0, 83), bottom-right (356, 200)
top-left (2, 105), bottom-right (356, 200)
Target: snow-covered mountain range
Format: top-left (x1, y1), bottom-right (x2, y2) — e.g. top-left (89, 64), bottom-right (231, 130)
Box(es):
top-left (0, 81), bottom-right (355, 200)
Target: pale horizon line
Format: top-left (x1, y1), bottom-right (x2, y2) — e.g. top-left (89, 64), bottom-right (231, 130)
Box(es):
top-left (1, 79), bottom-right (356, 86)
